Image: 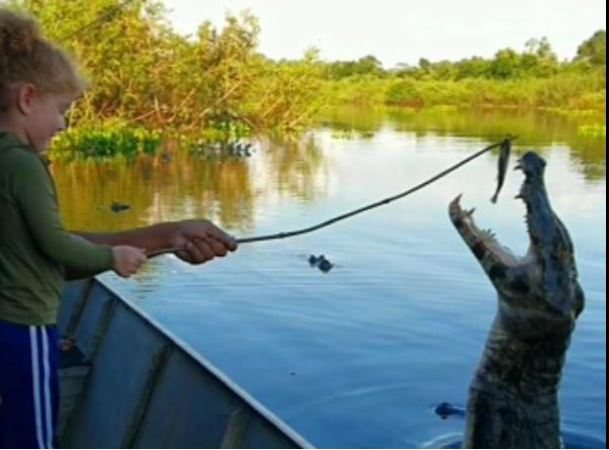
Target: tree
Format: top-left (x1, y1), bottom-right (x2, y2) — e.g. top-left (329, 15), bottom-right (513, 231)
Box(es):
top-left (454, 56), bottom-right (490, 79)
top-left (355, 55), bottom-right (384, 76)
top-left (488, 48), bottom-right (521, 79)
top-left (575, 30), bottom-right (606, 66)
top-left (521, 37), bottom-right (558, 77)
top-left (524, 37), bottom-right (556, 61)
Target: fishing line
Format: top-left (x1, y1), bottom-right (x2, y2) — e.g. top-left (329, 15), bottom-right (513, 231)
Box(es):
top-left (148, 137), bottom-right (515, 257)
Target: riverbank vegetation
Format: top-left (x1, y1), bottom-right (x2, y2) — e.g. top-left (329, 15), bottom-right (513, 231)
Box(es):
top-left (8, 0), bottom-right (606, 160)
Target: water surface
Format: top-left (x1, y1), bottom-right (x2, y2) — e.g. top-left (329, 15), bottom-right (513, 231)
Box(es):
top-left (55, 109), bottom-right (606, 448)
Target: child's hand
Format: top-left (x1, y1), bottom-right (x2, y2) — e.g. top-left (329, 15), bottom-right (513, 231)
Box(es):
top-left (112, 246), bottom-right (147, 278)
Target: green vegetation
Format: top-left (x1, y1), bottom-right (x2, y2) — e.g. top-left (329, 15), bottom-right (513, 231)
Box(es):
top-left (578, 124), bottom-right (606, 138)
top-left (321, 35), bottom-right (606, 112)
top-left (6, 1), bottom-right (606, 160)
top-left (51, 121), bottom-right (161, 161)
top-left (9, 0), bottom-right (324, 159)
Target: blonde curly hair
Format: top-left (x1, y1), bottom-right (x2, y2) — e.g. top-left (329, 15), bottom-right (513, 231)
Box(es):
top-left (0, 9), bottom-right (87, 110)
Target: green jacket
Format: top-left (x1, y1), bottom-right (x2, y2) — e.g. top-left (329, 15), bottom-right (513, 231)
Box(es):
top-left (0, 131), bottom-right (114, 325)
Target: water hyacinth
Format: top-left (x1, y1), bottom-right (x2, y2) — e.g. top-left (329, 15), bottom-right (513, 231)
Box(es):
top-left (51, 124), bottom-right (162, 161)
top-left (577, 124), bottom-right (606, 138)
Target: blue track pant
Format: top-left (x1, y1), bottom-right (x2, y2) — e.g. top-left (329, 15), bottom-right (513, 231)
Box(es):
top-left (0, 320), bottom-right (59, 449)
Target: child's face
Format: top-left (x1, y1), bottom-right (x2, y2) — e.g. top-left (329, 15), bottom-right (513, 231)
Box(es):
top-left (20, 85), bottom-right (75, 153)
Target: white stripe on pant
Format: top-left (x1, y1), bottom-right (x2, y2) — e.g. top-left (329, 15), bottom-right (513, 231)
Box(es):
top-left (29, 326), bottom-right (54, 449)
top-left (41, 327), bottom-right (53, 448)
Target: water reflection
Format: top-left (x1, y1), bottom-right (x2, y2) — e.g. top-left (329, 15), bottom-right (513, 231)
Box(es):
top-left (259, 135), bottom-right (327, 202)
top-left (323, 107), bottom-right (606, 181)
top-left (52, 154), bottom-right (254, 232)
top-left (53, 136), bottom-right (328, 233)
top-left (53, 108), bottom-right (604, 235)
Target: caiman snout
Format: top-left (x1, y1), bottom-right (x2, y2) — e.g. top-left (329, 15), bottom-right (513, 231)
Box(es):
top-left (514, 151), bottom-right (548, 201)
top-left (514, 151), bottom-right (546, 174)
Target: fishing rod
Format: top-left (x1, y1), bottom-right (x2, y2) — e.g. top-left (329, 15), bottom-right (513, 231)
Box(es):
top-left (147, 137), bottom-right (515, 258)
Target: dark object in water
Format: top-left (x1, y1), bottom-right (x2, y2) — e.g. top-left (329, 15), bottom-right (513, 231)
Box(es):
top-left (110, 202), bottom-right (131, 213)
top-left (317, 258), bottom-right (333, 273)
top-left (236, 142), bottom-right (253, 157)
top-left (308, 254), bottom-right (320, 266)
top-left (308, 254), bottom-right (334, 273)
top-left (449, 151), bottom-right (584, 448)
top-left (490, 138), bottom-right (512, 204)
top-left (434, 402), bottom-right (466, 419)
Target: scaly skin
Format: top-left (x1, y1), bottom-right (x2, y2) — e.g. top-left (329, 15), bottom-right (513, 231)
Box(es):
top-left (449, 152), bottom-right (585, 449)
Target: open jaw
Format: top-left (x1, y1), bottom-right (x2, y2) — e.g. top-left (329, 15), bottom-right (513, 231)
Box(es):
top-left (447, 154), bottom-right (541, 281)
top-left (448, 150), bottom-right (582, 315)
top-left (449, 193), bottom-right (522, 272)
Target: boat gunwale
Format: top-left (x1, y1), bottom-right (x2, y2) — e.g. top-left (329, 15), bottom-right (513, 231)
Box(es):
top-left (69, 276), bottom-right (314, 449)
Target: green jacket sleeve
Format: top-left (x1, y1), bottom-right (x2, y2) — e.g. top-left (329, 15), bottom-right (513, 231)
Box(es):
top-left (12, 151), bottom-right (114, 273)
top-left (63, 235), bottom-right (114, 280)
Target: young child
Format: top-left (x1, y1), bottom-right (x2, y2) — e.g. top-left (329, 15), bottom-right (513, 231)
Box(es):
top-left (0, 9), bottom-right (148, 448)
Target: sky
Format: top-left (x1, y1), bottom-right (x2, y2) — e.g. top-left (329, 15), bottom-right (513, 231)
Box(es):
top-left (162, 0), bottom-right (606, 68)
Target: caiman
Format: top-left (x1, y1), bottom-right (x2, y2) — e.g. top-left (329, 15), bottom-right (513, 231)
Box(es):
top-left (449, 151), bottom-right (585, 448)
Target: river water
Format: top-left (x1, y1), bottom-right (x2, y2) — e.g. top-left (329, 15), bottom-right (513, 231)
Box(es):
top-left (54, 108), bottom-right (606, 448)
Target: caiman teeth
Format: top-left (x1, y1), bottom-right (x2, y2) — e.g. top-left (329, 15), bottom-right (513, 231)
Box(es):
top-left (450, 194), bottom-right (466, 218)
